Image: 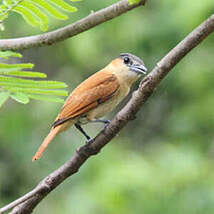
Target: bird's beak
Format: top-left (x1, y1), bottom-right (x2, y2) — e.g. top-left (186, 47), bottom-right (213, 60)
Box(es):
top-left (130, 64), bottom-right (147, 75)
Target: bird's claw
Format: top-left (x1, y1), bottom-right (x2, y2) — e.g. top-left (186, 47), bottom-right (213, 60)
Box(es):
top-left (85, 138), bottom-right (93, 145)
top-left (102, 120), bottom-right (110, 131)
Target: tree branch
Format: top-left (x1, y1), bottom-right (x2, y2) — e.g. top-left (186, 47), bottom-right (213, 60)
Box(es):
top-left (0, 0), bottom-right (146, 51)
top-left (0, 13), bottom-right (213, 214)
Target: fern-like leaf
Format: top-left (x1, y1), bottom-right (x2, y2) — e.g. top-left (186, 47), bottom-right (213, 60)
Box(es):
top-left (0, 0), bottom-right (79, 31)
top-left (0, 50), bottom-right (68, 108)
top-left (10, 92), bottom-right (30, 104)
top-left (0, 51), bottom-right (22, 59)
top-left (128, 0), bottom-right (141, 5)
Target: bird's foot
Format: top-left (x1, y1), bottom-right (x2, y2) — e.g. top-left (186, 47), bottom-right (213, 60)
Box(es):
top-left (85, 138), bottom-right (93, 145)
top-left (101, 120), bottom-right (110, 132)
top-left (103, 120), bottom-right (111, 124)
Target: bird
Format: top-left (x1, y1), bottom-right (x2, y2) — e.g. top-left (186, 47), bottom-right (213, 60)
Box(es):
top-left (32, 53), bottom-right (147, 161)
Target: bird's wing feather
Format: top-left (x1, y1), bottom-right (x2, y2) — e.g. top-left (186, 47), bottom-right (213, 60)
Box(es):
top-left (53, 71), bottom-right (119, 127)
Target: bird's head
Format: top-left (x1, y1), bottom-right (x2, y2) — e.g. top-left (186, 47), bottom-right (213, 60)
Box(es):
top-left (108, 53), bottom-right (147, 85)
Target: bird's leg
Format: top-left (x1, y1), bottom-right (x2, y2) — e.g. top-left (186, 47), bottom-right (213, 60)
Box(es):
top-left (75, 123), bottom-right (91, 141)
top-left (89, 119), bottom-right (111, 131)
top-left (75, 123), bottom-right (98, 156)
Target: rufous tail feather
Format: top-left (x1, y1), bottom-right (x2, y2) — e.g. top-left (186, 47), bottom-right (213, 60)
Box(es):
top-left (32, 126), bottom-right (61, 161)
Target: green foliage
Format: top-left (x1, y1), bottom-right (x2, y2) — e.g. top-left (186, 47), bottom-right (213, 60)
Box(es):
top-left (0, 50), bottom-right (22, 59)
top-left (0, 50), bottom-right (68, 107)
top-left (128, 0), bottom-right (141, 5)
top-left (10, 92), bottom-right (29, 104)
top-left (72, 144), bottom-right (214, 214)
top-left (0, 0), bottom-right (79, 31)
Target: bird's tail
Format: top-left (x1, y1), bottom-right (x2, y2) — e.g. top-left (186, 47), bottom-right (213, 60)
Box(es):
top-left (32, 125), bottom-right (61, 161)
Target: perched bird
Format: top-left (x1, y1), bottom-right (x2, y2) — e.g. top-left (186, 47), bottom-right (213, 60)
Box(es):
top-left (32, 53), bottom-right (147, 161)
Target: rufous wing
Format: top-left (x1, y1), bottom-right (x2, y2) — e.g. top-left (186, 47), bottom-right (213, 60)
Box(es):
top-left (53, 70), bottom-right (120, 127)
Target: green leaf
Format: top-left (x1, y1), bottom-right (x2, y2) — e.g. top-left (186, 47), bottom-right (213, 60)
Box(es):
top-left (0, 50), bottom-right (68, 107)
top-left (5, 87), bottom-right (68, 96)
top-left (0, 4), bottom-right (9, 22)
top-left (32, 0), bottom-right (68, 20)
top-left (0, 91), bottom-right (9, 107)
top-left (13, 5), bottom-right (40, 27)
top-left (0, 51), bottom-right (22, 59)
top-left (19, 1), bottom-right (49, 31)
top-left (128, 0), bottom-right (141, 5)
top-left (10, 92), bottom-right (30, 104)
top-left (48, 0), bottom-right (77, 12)
top-left (0, 71), bottom-right (47, 78)
top-left (0, 76), bottom-right (67, 89)
top-left (0, 4), bottom-right (7, 11)
top-left (0, 63), bottom-right (34, 72)
top-left (3, 0), bottom-right (13, 7)
top-left (0, 0), bottom-right (79, 31)
top-left (27, 94), bottom-right (65, 103)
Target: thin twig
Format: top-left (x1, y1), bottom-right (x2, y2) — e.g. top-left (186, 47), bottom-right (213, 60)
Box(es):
top-left (0, 13), bottom-right (213, 214)
top-left (0, 187), bottom-right (41, 214)
top-left (0, 0), bottom-right (146, 51)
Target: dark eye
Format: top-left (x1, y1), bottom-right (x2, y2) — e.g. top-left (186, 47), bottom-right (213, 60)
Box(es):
top-left (123, 57), bottom-right (130, 65)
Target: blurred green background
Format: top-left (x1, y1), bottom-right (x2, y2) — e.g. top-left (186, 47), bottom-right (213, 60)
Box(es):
top-left (1, 0), bottom-right (214, 213)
